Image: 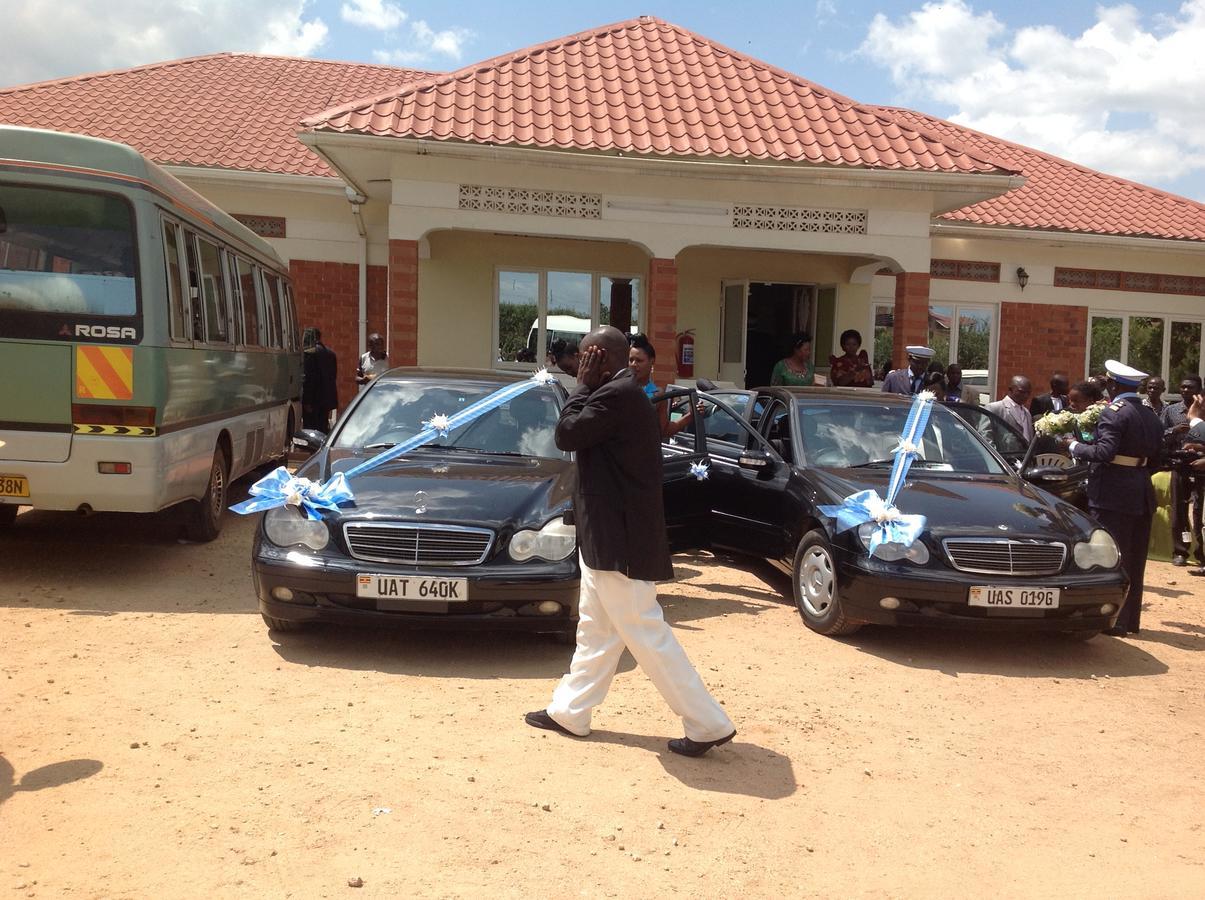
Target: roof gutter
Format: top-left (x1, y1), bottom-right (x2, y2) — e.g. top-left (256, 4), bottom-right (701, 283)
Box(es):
top-left (931, 221), bottom-right (1205, 256)
top-left (297, 130), bottom-right (1022, 197)
top-left (163, 165), bottom-right (347, 196)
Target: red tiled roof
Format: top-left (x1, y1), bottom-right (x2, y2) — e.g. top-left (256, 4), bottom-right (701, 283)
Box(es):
top-left (303, 16), bottom-right (1008, 175)
top-left (0, 54), bottom-right (433, 178)
top-left (876, 106), bottom-right (1205, 243)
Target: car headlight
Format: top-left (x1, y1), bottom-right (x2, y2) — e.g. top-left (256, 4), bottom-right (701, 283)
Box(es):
top-left (1074, 528), bottom-right (1119, 570)
top-left (856, 522), bottom-right (930, 564)
top-left (508, 517), bottom-right (577, 562)
top-left (264, 506), bottom-right (329, 551)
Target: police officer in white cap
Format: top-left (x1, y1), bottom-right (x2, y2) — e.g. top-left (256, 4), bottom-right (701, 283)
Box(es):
top-left (1062, 360), bottom-right (1163, 635)
top-left (881, 346), bottom-right (935, 395)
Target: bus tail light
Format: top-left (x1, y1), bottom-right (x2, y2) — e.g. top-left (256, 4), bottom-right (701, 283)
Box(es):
top-left (72, 404), bottom-right (156, 427)
top-left (98, 462), bottom-right (133, 475)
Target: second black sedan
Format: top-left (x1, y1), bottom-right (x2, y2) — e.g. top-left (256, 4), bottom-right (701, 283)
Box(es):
top-left (663, 387), bottom-right (1127, 638)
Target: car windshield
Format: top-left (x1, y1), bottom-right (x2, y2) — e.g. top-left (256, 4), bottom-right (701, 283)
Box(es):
top-left (333, 381), bottom-right (567, 460)
top-left (794, 400), bottom-right (1007, 474)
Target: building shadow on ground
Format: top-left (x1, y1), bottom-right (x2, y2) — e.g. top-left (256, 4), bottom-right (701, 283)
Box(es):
top-left (846, 626), bottom-right (1170, 678)
top-left (583, 730), bottom-right (796, 799)
top-left (269, 626), bottom-right (636, 680)
top-left (0, 755), bottom-right (103, 807)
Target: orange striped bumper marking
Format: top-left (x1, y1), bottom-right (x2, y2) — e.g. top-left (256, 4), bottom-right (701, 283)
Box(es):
top-left (75, 346), bottom-right (134, 400)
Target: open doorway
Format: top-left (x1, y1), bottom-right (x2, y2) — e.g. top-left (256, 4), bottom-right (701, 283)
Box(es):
top-left (745, 283), bottom-right (815, 388)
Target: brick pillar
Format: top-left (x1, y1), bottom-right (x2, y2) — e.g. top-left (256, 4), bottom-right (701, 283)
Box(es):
top-left (892, 272), bottom-right (930, 368)
top-left (388, 239), bottom-right (419, 366)
top-left (997, 302), bottom-right (1088, 399)
top-left (648, 258), bottom-right (678, 371)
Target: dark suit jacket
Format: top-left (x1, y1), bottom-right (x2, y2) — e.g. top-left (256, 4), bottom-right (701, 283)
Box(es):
top-left (1030, 392), bottom-right (1067, 418)
top-left (554, 368), bottom-right (674, 582)
top-left (1070, 396), bottom-right (1163, 515)
top-left (302, 343), bottom-right (339, 411)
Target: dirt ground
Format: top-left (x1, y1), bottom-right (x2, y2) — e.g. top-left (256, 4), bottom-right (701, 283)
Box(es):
top-left (3, 482), bottom-right (1204, 899)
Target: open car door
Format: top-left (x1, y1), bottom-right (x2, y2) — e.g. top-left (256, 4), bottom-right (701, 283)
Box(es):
top-left (655, 387), bottom-right (712, 553)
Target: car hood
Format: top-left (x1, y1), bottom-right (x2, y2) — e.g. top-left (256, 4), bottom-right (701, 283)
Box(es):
top-left (808, 468), bottom-right (1092, 540)
top-left (304, 450), bottom-right (576, 527)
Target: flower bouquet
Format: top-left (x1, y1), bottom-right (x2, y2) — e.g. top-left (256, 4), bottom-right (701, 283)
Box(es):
top-left (1034, 410), bottom-right (1077, 437)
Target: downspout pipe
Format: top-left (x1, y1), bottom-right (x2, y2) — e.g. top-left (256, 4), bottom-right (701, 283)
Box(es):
top-left (345, 187), bottom-right (368, 359)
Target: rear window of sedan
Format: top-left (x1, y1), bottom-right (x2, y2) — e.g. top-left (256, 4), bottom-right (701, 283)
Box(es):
top-left (794, 400), bottom-right (1007, 474)
top-left (333, 380), bottom-right (567, 460)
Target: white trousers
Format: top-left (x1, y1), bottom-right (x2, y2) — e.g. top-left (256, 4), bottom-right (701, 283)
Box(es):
top-left (546, 557), bottom-right (734, 742)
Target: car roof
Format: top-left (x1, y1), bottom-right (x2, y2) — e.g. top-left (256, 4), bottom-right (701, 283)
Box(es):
top-left (375, 367), bottom-right (552, 386)
top-left (753, 386), bottom-right (918, 406)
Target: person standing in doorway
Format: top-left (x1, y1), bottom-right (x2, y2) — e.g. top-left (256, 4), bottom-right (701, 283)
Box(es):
top-left (355, 332), bottom-right (389, 391)
top-left (770, 332), bottom-right (815, 386)
top-left (302, 327), bottom-right (338, 431)
top-left (526, 326), bottom-right (736, 757)
top-left (1063, 360), bottom-right (1164, 635)
top-left (828, 329), bottom-right (874, 387)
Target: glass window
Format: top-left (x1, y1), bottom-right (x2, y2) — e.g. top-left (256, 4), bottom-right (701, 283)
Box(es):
top-left (1089, 316), bottom-right (1122, 376)
top-left (957, 308), bottom-right (992, 370)
top-left (872, 303), bottom-right (894, 377)
top-left (261, 271), bottom-right (282, 348)
top-left (0, 183), bottom-right (138, 317)
top-left (697, 396), bottom-right (747, 446)
top-left (497, 270), bottom-right (539, 363)
top-left (544, 271), bottom-right (591, 361)
top-left (224, 251), bottom-right (243, 346)
top-left (196, 238), bottom-right (229, 343)
top-left (600, 276), bottom-right (640, 338)
top-left (183, 232), bottom-right (204, 341)
top-left (282, 282), bottom-right (298, 351)
top-left (1127, 316), bottom-right (1164, 377)
top-left (928, 305), bottom-right (952, 368)
top-left (236, 257), bottom-right (259, 347)
top-left (722, 283), bottom-right (745, 365)
top-left (1170, 321), bottom-right (1201, 383)
top-left (162, 221), bottom-right (188, 340)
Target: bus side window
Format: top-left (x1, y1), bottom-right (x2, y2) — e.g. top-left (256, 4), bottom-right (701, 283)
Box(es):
top-left (238, 257), bottom-right (260, 347)
top-left (161, 219), bottom-right (189, 341)
top-left (282, 281), bottom-right (298, 350)
top-left (196, 237), bottom-right (229, 343)
top-left (223, 250), bottom-right (243, 346)
top-left (260, 269), bottom-right (281, 348)
top-left (183, 231), bottom-right (204, 341)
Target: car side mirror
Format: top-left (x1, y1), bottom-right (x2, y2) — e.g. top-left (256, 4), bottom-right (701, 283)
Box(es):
top-left (739, 449), bottom-right (776, 475)
top-left (1024, 465), bottom-right (1070, 484)
top-left (292, 429), bottom-right (326, 453)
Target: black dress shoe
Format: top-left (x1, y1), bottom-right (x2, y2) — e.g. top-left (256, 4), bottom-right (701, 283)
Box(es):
top-left (667, 730), bottom-right (736, 757)
top-left (1172, 554), bottom-right (1188, 566)
top-left (1104, 626), bottom-right (1129, 637)
top-left (524, 709), bottom-right (580, 737)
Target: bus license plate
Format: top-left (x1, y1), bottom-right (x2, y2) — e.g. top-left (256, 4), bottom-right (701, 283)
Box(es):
top-left (968, 586), bottom-right (1060, 609)
top-left (356, 574), bottom-right (467, 602)
top-left (0, 474), bottom-right (30, 498)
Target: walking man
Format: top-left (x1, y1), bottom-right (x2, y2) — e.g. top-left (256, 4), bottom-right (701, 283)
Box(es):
top-left (1161, 375), bottom-right (1204, 566)
top-left (1064, 360), bottom-right (1163, 635)
top-left (526, 326), bottom-right (736, 757)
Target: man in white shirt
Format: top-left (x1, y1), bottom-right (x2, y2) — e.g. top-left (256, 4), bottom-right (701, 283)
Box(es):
top-left (984, 375), bottom-right (1034, 441)
top-left (355, 333), bottom-right (389, 391)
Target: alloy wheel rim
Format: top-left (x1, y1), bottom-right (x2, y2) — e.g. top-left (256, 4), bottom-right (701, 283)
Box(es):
top-left (799, 546), bottom-right (834, 616)
top-left (209, 461), bottom-right (225, 520)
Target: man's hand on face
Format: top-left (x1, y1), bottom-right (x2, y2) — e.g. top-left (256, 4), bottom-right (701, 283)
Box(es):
top-left (577, 345), bottom-right (608, 391)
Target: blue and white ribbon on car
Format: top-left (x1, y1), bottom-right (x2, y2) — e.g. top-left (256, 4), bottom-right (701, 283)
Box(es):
top-left (817, 390), bottom-right (934, 556)
top-left (230, 369), bottom-right (561, 520)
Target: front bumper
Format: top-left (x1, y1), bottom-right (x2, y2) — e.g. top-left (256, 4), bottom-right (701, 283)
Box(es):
top-left (835, 552), bottom-right (1126, 631)
top-left (253, 538), bottom-right (580, 633)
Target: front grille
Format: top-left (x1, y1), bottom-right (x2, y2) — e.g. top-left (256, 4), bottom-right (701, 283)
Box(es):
top-left (943, 538), bottom-right (1066, 576)
top-left (343, 522), bottom-right (494, 566)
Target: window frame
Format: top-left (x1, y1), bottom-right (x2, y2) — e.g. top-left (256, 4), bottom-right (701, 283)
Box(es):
top-left (1087, 311), bottom-right (1205, 382)
top-left (493, 265), bottom-right (645, 371)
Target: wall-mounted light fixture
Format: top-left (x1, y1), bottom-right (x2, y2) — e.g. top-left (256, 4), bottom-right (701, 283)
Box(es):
top-left (1016, 267), bottom-right (1029, 290)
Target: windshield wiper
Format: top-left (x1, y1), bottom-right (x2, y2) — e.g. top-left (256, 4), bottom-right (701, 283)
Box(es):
top-left (364, 442), bottom-right (398, 450)
top-left (435, 446), bottom-right (524, 456)
top-left (849, 458), bottom-right (895, 468)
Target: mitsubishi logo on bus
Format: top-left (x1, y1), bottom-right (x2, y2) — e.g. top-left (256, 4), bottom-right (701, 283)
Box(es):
top-left (61, 323), bottom-right (138, 342)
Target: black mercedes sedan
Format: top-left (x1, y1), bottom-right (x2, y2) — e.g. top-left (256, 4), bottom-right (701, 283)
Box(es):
top-left (253, 370), bottom-right (586, 638)
top-left (663, 387), bottom-right (1126, 638)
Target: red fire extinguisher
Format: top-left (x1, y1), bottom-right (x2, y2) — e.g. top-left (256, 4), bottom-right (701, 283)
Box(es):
top-left (676, 329), bottom-right (695, 378)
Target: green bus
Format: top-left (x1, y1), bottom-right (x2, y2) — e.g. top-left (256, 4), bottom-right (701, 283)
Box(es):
top-left (0, 126), bottom-right (301, 540)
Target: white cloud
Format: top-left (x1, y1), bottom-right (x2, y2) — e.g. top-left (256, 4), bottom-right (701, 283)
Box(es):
top-left (815, 0), bottom-right (837, 26)
top-left (340, 0), bottom-right (405, 31)
top-left (0, 0), bottom-right (328, 87)
top-left (858, 1), bottom-right (1205, 193)
top-left (372, 19), bottom-right (471, 66)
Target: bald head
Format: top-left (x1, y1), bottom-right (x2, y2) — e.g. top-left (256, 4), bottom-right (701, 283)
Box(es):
top-left (1007, 375), bottom-right (1032, 405)
top-left (581, 326), bottom-right (631, 377)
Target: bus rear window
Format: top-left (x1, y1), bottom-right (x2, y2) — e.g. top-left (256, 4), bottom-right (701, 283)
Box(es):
top-left (0, 183), bottom-right (138, 316)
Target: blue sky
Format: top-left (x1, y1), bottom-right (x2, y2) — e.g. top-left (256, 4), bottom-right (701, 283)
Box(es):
top-left (6, 0), bottom-right (1205, 201)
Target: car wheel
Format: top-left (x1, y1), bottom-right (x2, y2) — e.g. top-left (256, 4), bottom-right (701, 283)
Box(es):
top-left (184, 448), bottom-right (229, 543)
top-left (261, 613), bottom-right (307, 632)
top-left (0, 505), bottom-right (18, 528)
top-left (792, 528), bottom-right (861, 636)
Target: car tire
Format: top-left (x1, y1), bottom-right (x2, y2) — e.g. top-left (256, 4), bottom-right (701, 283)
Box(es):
top-left (261, 613), bottom-right (307, 632)
top-left (792, 528), bottom-right (861, 636)
top-left (0, 505), bottom-right (18, 528)
top-left (184, 447), bottom-right (229, 543)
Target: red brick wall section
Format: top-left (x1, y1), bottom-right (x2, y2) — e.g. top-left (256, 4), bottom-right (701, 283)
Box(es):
top-left (289, 258), bottom-right (360, 409)
top-left (389, 240), bottom-right (419, 367)
top-left (892, 272), bottom-right (930, 368)
top-left (996, 301), bottom-right (1088, 399)
top-left (648, 258), bottom-right (678, 370)
top-left (366, 264), bottom-right (387, 340)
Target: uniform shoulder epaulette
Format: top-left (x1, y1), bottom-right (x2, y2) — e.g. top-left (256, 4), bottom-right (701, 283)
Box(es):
top-left (1109, 400), bottom-right (1125, 411)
